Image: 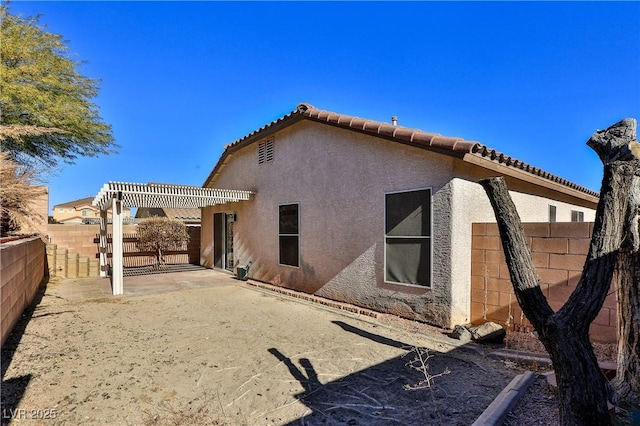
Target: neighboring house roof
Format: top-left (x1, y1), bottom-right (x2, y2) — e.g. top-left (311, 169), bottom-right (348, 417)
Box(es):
top-left (53, 197), bottom-right (97, 209)
top-left (203, 103), bottom-right (599, 203)
top-left (163, 208), bottom-right (201, 221)
top-left (54, 196), bottom-right (130, 211)
top-left (136, 207), bottom-right (201, 221)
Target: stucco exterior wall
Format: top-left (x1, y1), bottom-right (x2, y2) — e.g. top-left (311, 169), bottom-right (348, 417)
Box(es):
top-left (26, 186), bottom-right (49, 235)
top-left (204, 122), bottom-right (461, 324)
top-left (202, 121), bottom-right (597, 328)
top-left (52, 203), bottom-right (131, 224)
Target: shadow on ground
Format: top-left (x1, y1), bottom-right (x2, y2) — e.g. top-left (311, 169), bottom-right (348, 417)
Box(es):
top-left (1, 277), bottom-right (49, 426)
top-left (273, 320), bottom-right (512, 426)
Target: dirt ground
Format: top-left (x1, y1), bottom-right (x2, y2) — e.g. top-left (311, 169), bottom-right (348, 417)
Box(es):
top-left (3, 274), bottom-right (529, 426)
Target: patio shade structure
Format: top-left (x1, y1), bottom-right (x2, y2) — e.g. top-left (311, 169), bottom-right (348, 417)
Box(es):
top-left (92, 182), bottom-right (254, 295)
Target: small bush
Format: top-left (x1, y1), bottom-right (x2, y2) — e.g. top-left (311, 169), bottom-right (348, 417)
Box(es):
top-left (137, 217), bottom-right (189, 268)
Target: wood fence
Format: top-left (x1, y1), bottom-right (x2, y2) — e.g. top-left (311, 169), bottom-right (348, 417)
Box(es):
top-left (92, 227), bottom-right (201, 268)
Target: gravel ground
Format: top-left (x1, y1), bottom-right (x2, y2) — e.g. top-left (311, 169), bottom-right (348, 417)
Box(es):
top-left (1, 273), bottom-right (623, 426)
top-left (505, 375), bottom-right (559, 426)
top-left (378, 315), bottom-right (621, 426)
top-left (2, 277), bottom-right (523, 426)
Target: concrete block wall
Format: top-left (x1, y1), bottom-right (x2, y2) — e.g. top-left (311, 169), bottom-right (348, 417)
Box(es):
top-left (47, 224), bottom-right (133, 277)
top-left (471, 222), bottom-right (617, 343)
top-left (1, 237), bottom-right (46, 347)
top-left (46, 244), bottom-right (100, 279)
top-left (47, 224), bottom-right (138, 260)
top-left (55, 247), bottom-right (68, 278)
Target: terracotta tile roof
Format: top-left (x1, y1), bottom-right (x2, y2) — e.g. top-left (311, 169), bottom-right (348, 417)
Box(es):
top-left (221, 103), bottom-right (477, 154)
top-left (298, 103), bottom-right (479, 154)
top-left (207, 103), bottom-right (598, 199)
top-left (53, 197), bottom-right (100, 209)
top-left (469, 144), bottom-right (598, 196)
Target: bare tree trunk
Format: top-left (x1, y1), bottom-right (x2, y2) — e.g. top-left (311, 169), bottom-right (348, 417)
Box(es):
top-left (589, 119), bottom-right (640, 407)
top-left (609, 170), bottom-right (640, 406)
top-left (481, 176), bottom-right (612, 425)
top-left (479, 118), bottom-right (640, 425)
top-left (156, 248), bottom-right (163, 269)
top-left (611, 250), bottom-right (640, 407)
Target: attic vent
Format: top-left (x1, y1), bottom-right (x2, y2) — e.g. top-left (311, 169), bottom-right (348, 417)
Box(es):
top-left (258, 138), bottom-right (274, 164)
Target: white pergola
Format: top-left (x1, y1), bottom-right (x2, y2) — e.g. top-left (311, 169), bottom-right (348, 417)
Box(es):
top-left (92, 182), bottom-right (254, 295)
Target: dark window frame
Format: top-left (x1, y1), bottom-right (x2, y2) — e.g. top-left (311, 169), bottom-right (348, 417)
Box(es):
top-left (571, 210), bottom-right (584, 222)
top-left (549, 205), bottom-right (557, 223)
top-left (383, 187), bottom-right (433, 288)
top-left (278, 203), bottom-right (300, 267)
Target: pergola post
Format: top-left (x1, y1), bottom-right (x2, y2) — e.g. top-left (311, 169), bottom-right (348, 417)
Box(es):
top-left (99, 209), bottom-right (108, 278)
top-left (111, 196), bottom-right (124, 295)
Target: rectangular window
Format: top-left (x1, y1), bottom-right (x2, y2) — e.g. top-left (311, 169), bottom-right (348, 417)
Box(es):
top-left (549, 205), bottom-right (557, 223)
top-left (279, 203), bottom-right (299, 267)
top-left (571, 210), bottom-right (584, 222)
top-left (258, 138), bottom-right (274, 164)
top-left (82, 209), bottom-right (91, 217)
top-left (384, 188), bottom-right (432, 287)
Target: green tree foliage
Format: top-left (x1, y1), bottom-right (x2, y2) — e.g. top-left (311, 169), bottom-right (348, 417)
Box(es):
top-left (0, 4), bottom-right (116, 167)
top-left (136, 217), bottom-right (189, 268)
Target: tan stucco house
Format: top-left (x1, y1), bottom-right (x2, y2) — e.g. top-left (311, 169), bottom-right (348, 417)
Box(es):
top-left (53, 197), bottom-right (131, 224)
top-left (200, 103), bottom-right (598, 328)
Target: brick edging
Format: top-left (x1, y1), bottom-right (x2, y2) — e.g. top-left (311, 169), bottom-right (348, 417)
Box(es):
top-left (245, 280), bottom-right (381, 319)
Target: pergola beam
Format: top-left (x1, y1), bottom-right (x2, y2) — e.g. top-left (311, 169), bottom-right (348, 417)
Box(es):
top-left (93, 182), bottom-right (253, 210)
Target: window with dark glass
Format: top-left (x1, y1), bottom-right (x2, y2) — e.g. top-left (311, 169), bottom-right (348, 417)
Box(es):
top-left (279, 203), bottom-right (299, 267)
top-left (549, 205), bottom-right (557, 223)
top-left (384, 188), bottom-right (432, 287)
top-left (571, 210), bottom-right (584, 222)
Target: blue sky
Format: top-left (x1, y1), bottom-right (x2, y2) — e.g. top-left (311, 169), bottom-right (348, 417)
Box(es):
top-left (8, 1), bottom-right (640, 214)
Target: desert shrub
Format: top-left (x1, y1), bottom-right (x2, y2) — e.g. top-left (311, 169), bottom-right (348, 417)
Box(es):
top-left (136, 217), bottom-right (189, 268)
top-left (0, 152), bottom-right (47, 236)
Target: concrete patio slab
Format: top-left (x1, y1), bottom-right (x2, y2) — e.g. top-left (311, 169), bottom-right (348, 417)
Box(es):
top-left (50, 267), bottom-right (237, 301)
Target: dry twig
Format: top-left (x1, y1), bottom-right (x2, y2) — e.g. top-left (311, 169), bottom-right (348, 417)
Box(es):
top-left (402, 346), bottom-right (451, 390)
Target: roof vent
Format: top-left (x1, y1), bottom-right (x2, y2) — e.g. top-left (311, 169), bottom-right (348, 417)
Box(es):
top-left (391, 116), bottom-right (398, 126)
